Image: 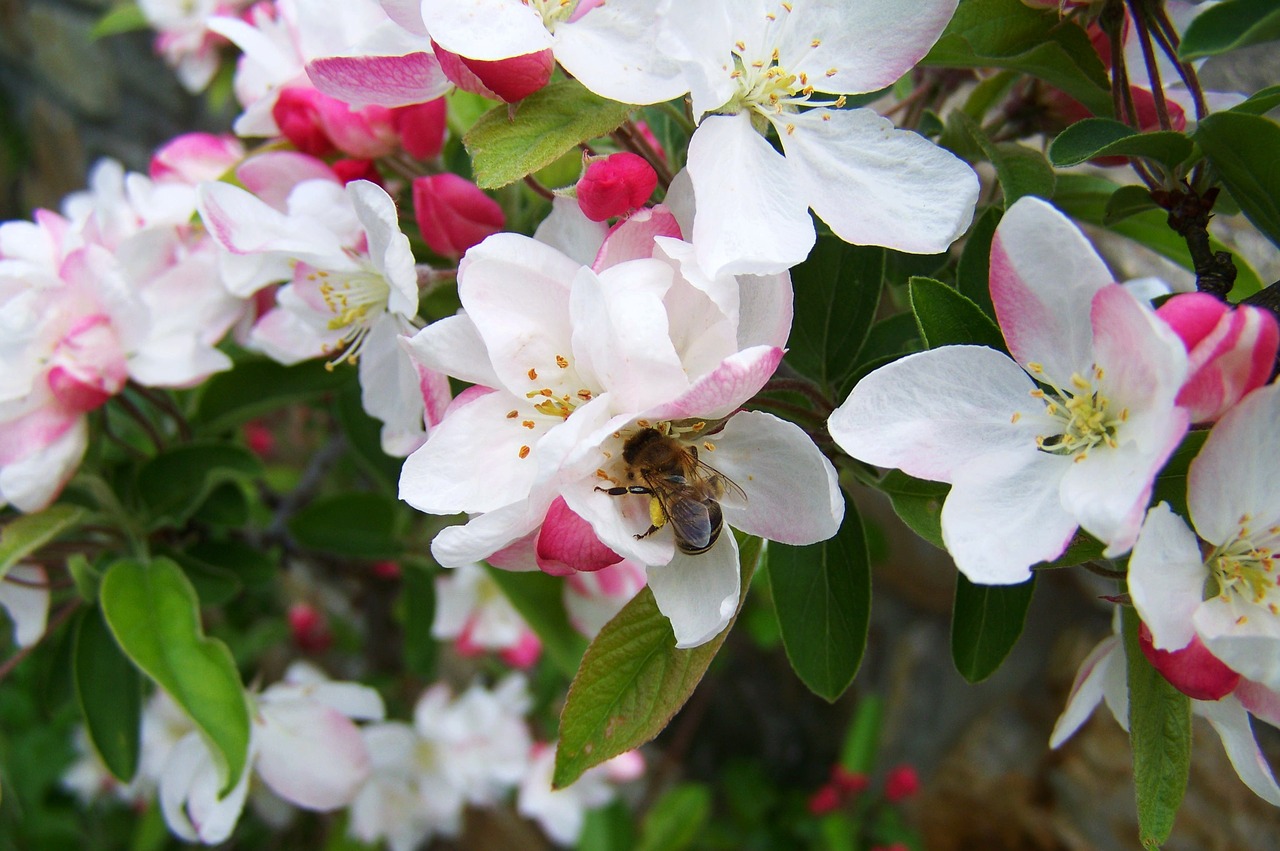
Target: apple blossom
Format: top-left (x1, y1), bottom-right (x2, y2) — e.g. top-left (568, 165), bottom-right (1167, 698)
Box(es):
top-left (517, 744), bottom-right (644, 846)
top-left (829, 196), bottom-right (1190, 584)
top-left (139, 0), bottom-right (251, 93)
top-left (1051, 625), bottom-right (1280, 806)
top-left (412, 174), bottom-right (506, 259)
top-left (563, 558), bottom-right (649, 638)
top-left (149, 133), bottom-right (245, 186)
top-left (431, 562), bottom-right (542, 668)
top-left (1128, 382), bottom-right (1280, 692)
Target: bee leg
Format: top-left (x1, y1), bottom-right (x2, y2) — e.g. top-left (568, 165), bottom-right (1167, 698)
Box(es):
top-left (594, 486), bottom-right (652, 496)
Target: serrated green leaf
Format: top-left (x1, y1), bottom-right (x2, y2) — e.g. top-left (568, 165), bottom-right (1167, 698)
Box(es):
top-left (100, 557), bottom-right (250, 794)
top-left (785, 238), bottom-right (885, 395)
top-left (1229, 84), bottom-right (1280, 115)
top-left (73, 607), bottom-right (142, 783)
top-left (288, 492), bottom-right (406, 559)
top-left (192, 358), bottom-right (351, 434)
top-left (136, 443), bottom-right (263, 528)
top-left (90, 4), bottom-right (148, 39)
top-left (768, 507), bottom-right (871, 701)
top-left (485, 564), bottom-right (588, 679)
top-left (0, 505), bottom-right (86, 580)
top-left (634, 783), bottom-right (711, 851)
top-left (951, 573), bottom-right (1035, 682)
top-left (1178, 0), bottom-right (1280, 60)
top-left (1049, 119), bottom-right (1195, 171)
top-left (464, 80), bottom-right (633, 189)
top-left (957, 206), bottom-right (1001, 318)
top-left (1122, 607), bottom-right (1191, 849)
top-left (1104, 184), bottom-right (1160, 224)
top-left (878, 470), bottom-right (948, 550)
top-left (553, 535), bottom-right (764, 788)
top-left (910, 276), bottom-right (1006, 351)
top-left (1196, 111), bottom-right (1280, 249)
top-left (923, 0), bottom-right (1112, 116)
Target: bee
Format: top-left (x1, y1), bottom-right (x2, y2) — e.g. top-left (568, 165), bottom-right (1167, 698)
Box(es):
top-left (595, 427), bottom-right (747, 555)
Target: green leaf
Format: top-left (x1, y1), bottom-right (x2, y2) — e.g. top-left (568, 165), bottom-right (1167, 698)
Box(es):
top-left (946, 112), bottom-right (1054, 205)
top-left (73, 607), bottom-right (142, 783)
top-left (1104, 184), bottom-right (1160, 224)
top-left (400, 561), bottom-right (437, 679)
top-left (1053, 173), bottom-right (1265, 299)
top-left (192, 357), bottom-right (350, 434)
top-left (166, 547), bottom-right (243, 607)
top-left (136, 443), bottom-right (263, 528)
top-left (485, 564), bottom-right (589, 679)
top-left (956, 206), bottom-right (1001, 318)
top-left (554, 535), bottom-right (764, 788)
top-left (0, 505), bottom-right (86, 580)
top-left (1229, 84), bottom-right (1280, 115)
top-left (184, 539), bottom-right (278, 590)
top-left (67, 553), bottom-right (101, 602)
top-left (1196, 111), bottom-right (1280, 249)
top-left (1150, 430), bottom-right (1210, 520)
top-left (923, 0), bottom-right (1112, 116)
top-left (878, 470), bottom-right (948, 550)
top-left (634, 783), bottom-right (711, 851)
top-left (1049, 119), bottom-right (1195, 171)
top-left (90, 4), bottom-right (147, 39)
top-left (768, 506), bottom-right (871, 701)
top-left (951, 574), bottom-right (1035, 682)
top-left (287, 492), bottom-right (406, 559)
top-left (100, 557), bottom-right (250, 793)
top-left (464, 80), bottom-right (633, 189)
top-left (334, 384), bottom-right (400, 493)
top-left (910, 276), bottom-right (1006, 351)
top-left (1178, 0), bottom-right (1280, 60)
top-left (838, 694), bottom-right (884, 774)
top-left (577, 800), bottom-right (635, 851)
top-left (1122, 607), bottom-right (1191, 849)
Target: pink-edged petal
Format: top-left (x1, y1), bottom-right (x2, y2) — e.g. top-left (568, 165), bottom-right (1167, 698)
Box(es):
top-left (709, 411), bottom-right (843, 545)
top-left (358, 319), bottom-right (426, 456)
top-left (1195, 696), bottom-right (1280, 806)
top-left (235, 152), bottom-right (339, 209)
top-left (197, 181), bottom-right (342, 267)
top-left (0, 565), bottom-right (49, 647)
top-left (249, 303), bottom-right (333, 365)
top-left (1189, 383), bottom-right (1280, 545)
top-left (687, 113), bottom-right (814, 279)
top-left (553, 0), bottom-right (689, 105)
top-left (536, 496), bottom-right (623, 575)
top-left (401, 315), bottom-right (501, 389)
top-left (1050, 634), bottom-right (1121, 748)
top-left (488, 529), bottom-right (542, 572)
top-left (828, 345), bottom-right (1047, 481)
top-left (781, 108), bottom-right (977, 255)
top-left (1058, 407), bottom-right (1189, 557)
top-left (306, 52), bottom-right (451, 108)
top-left (347, 180), bottom-right (417, 315)
top-left (534, 197), bottom-right (608, 267)
top-left (942, 448), bottom-right (1078, 584)
top-left (643, 345), bottom-right (784, 423)
top-left (1090, 285), bottom-right (1188, 429)
top-left (256, 701), bottom-right (371, 810)
top-left (990, 197), bottom-right (1114, 379)
top-left (398, 391), bottom-right (546, 514)
top-left (645, 532), bottom-right (740, 649)
top-left (593, 207), bottom-right (682, 271)
top-left (0, 417), bottom-right (88, 513)
top-left (1177, 305), bottom-right (1280, 423)
top-left (784, 0), bottom-right (958, 94)
top-left (1127, 503), bottom-right (1207, 651)
top-left (1195, 599), bottom-right (1280, 692)
top-left (432, 501), bottom-right (547, 568)
top-left (159, 733), bottom-right (252, 844)
top-left (420, 0), bottom-right (552, 60)
top-left (1236, 679), bottom-right (1280, 729)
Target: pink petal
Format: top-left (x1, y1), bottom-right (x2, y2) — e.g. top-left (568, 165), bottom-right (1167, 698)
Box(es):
top-left (305, 52), bottom-right (451, 108)
top-left (643, 345), bottom-right (784, 422)
top-left (536, 496), bottom-right (624, 574)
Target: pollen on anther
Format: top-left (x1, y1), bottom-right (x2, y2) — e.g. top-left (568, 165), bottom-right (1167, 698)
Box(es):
top-left (636, 419), bottom-right (651, 428)
top-left (782, 1), bottom-right (793, 11)
top-left (1074, 453), bottom-right (1088, 463)
top-left (506, 410), bottom-right (519, 419)
top-left (522, 420), bottom-right (535, 429)
top-left (1011, 412), bottom-right (1022, 423)
top-left (555, 355), bottom-right (568, 369)
top-left (596, 469), bottom-right (609, 479)
top-left (735, 40), bottom-right (745, 51)
top-left (771, 48), bottom-right (779, 62)
top-left (766, 12), bottom-right (775, 20)
top-left (540, 388), bottom-right (553, 397)
top-left (518, 445), bottom-right (531, 459)
top-left (810, 38), bottom-right (820, 47)
top-left (825, 68), bottom-right (837, 77)
top-left (577, 389), bottom-right (592, 400)
top-left (785, 123), bottom-right (795, 134)
top-left (1237, 615), bottom-right (1249, 625)
top-left (528, 368), bottom-right (538, 380)
top-left (704, 442), bottom-right (715, 452)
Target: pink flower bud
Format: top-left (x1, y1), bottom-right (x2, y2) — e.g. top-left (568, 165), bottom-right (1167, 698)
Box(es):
top-left (499, 631), bottom-right (543, 669)
top-left (412, 173), bottom-right (505, 258)
top-left (47, 315), bottom-right (127, 414)
top-left (273, 87), bottom-right (336, 156)
top-left (883, 764), bottom-right (920, 803)
top-left (1158, 292), bottom-right (1279, 423)
top-left (807, 783), bottom-right (843, 815)
top-left (1138, 621), bottom-right (1241, 701)
top-left (273, 87), bottom-right (400, 159)
top-left (287, 602), bottom-right (333, 654)
top-left (242, 420), bottom-right (276, 457)
top-left (830, 766), bottom-right (869, 795)
top-left (372, 560), bottom-right (402, 580)
top-left (577, 153), bottom-right (658, 222)
top-left (432, 42), bottom-right (553, 103)
top-left (331, 158), bottom-right (383, 186)
top-left (393, 98), bottom-right (448, 160)
top-left (149, 133), bottom-right (243, 185)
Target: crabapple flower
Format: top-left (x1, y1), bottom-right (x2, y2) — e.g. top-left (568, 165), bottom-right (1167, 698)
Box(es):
top-left (149, 133), bottom-right (244, 186)
top-left (1051, 624), bottom-right (1280, 806)
top-left (829, 196), bottom-right (1190, 584)
top-left (412, 174), bottom-right (506, 259)
top-left (578, 0), bottom-right (978, 276)
top-left (431, 562), bottom-right (542, 668)
top-left (517, 744), bottom-right (644, 846)
top-left (563, 558), bottom-right (648, 638)
top-left (139, 0), bottom-right (250, 92)
top-left (1156, 292), bottom-right (1278, 424)
top-left (400, 204), bottom-right (842, 647)
top-left (1128, 383), bottom-right (1280, 692)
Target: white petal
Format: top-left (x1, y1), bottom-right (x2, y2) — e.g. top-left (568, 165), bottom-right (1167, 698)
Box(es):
top-left (710, 411), bottom-right (843, 545)
top-left (159, 733), bottom-right (251, 844)
top-left (1195, 696), bottom-right (1280, 806)
top-left (828, 345), bottom-right (1047, 481)
top-left (781, 108), bottom-right (977, 255)
top-left (431, 501), bottom-right (546, 567)
top-left (687, 114), bottom-right (814, 279)
top-left (1127, 503), bottom-right (1207, 651)
top-left (1188, 383), bottom-right (1280, 545)
top-left (0, 418), bottom-right (88, 513)
top-left (533, 197), bottom-right (608, 266)
top-left (642, 345), bottom-right (783, 423)
top-left (419, 0), bottom-right (552, 60)
top-left (256, 701), bottom-right (371, 810)
top-left (1196, 600), bottom-right (1280, 692)
top-left (358, 319), bottom-right (427, 457)
top-left (554, 0), bottom-right (689, 105)
top-left (646, 532), bottom-right (740, 648)
top-left (0, 565), bottom-right (49, 647)
top-left (348, 180), bottom-right (418, 316)
top-left (1050, 634), bottom-right (1121, 748)
top-left (402, 314), bottom-right (501, 389)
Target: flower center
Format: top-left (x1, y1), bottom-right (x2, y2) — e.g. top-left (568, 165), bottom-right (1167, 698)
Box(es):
top-left (505, 354), bottom-right (596, 460)
top-left (1207, 517), bottom-right (1280, 614)
top-left (527, 0), bottom-right (585, 29)
top-left (1026, 364), bottom-right (1128, 460)
top-left (306, 266), bottom-right (391, 368)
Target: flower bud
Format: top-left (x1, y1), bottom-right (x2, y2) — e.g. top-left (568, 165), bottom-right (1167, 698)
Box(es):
top-left (287, 602), bottom-right (333, 654)
top-left (577, 153), bottom-right (658, 222)
top-left (883, 764), bottom-right (920, 803)
top-left (331, 158), bottom-right (383, 186)
top-left (393, 98), bottom-right (447, 160)
top-left (412, 173), bottom-right (505, 258)
top-left (433, 42), bottom-right (553, 103)
top-left (47, 315), bottom-right (128, 414)
top-left (807, 784), bottom-right (843, 815)
top-left (273, 87), bottom-right (336, 156)
top-left (1138, 621), bottom-right (1240, 701)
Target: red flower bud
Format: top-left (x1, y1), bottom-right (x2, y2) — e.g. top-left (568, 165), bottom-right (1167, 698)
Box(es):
top-left (1138, 621), bottom-right (1241, 701)
top-left (412, 173), bottom-right (505, 258)
top-left (331, 158), bottom-right (383, 186)
top-left (287, 602), bottom-right (333, 654)
top-left (807, 783), bottom-right (843, 815)
top-left (830, 766), bottom-right (869, 795)
top-left (577, 152), bottom-right (658, 222)
top-left (883, 764), bottom-right (920, 803)
top-left (433, 42), bottom-right (553, 102)
top-left (273, 87), bottom-right (336, 157)
top-left (394, 99), bottom-right (448, 160)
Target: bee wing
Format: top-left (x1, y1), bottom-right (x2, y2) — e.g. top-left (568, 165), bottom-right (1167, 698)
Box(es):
top-left (691, 459), bottom-right (748, 510)
top-left (649, 474), bottom-right (714, 550)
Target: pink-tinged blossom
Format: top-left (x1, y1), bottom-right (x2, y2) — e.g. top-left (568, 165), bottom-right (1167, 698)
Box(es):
top-left (1051, 624), bottom-right (1280, 806)
top-left (1128, 382), bottom-right (1280, 693)
top-left (431, 562), bottom-right (542, 668)
top-left (1157, 292), bottom-right (1278, 423)
top-left (139, 0), bottom-right (251, 93)
top-left (160, 663), bottom-right (385, 844)
top-left (518, 744), bottom-right (643, 846)
top-left (150, 133), bottom-right (244, 186)
top-left (400, 202), bottom-right (841, 647)
top-left (563, 558), bottom-right (648, 638)
top-left (829, 197), bottom-right (1190, 584)
top-left (577, 153), bottom-right (658, 222)
top-left (571, 0), bottom-right (977, 277)
top-left (412, 174), bottom-right (506, 259)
